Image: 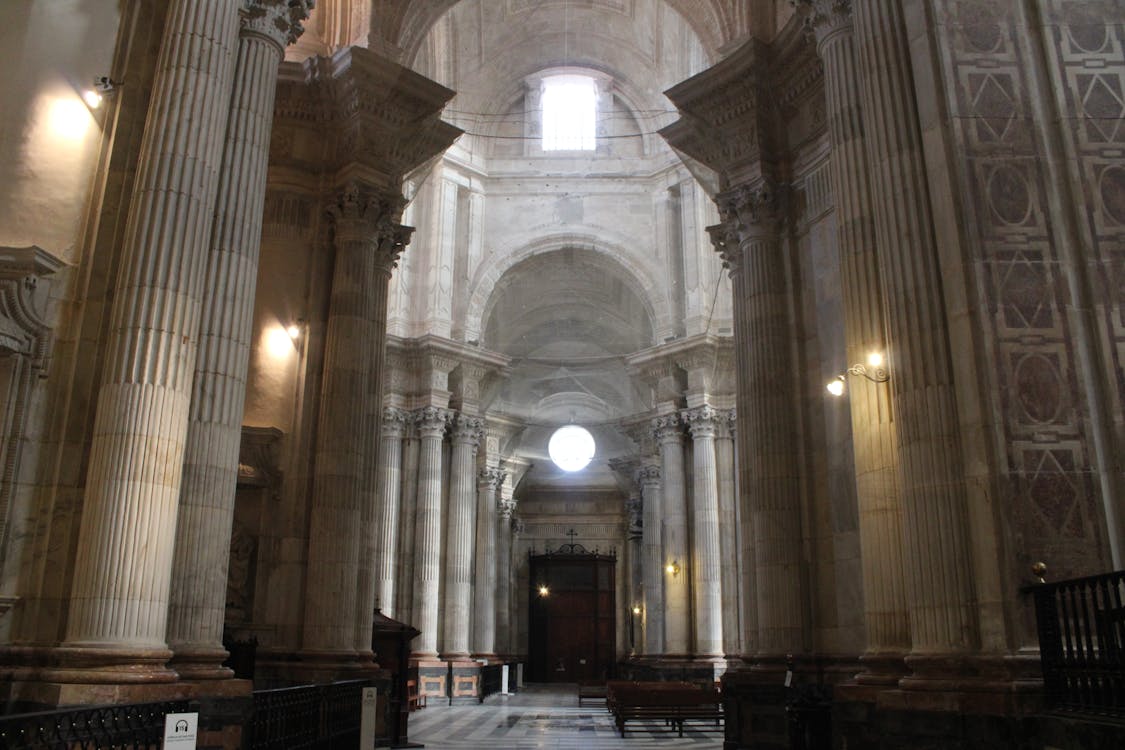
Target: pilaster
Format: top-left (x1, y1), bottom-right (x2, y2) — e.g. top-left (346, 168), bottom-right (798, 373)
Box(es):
top-left (411, 406), bottom-right (449, 659)
top-left (472, 467), bottom-right (506, 661)
top-left (683, 406), bottom-right (724, 660)
top-left (653, 414), bottom-right (689, 657)
top-left (441, 413), bottom-right (483, 660)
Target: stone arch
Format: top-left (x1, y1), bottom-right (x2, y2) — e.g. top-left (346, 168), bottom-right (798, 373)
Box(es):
top-left (463, 232), bottom-right (670, 346)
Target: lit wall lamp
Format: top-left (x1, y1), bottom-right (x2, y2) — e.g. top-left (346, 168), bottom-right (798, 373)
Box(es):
top-left (537, 584), bottom-right (550, 597)
top-left (664, 561), bottom-right (681, 577)
top-left (286, 320), bottom-right (304, 340)
top-left (826, 351), bottom-right (889, 397)
top-left (632, 605), bottom-right (642, 616)
top-left (83, 76), bottom-right (121, 109)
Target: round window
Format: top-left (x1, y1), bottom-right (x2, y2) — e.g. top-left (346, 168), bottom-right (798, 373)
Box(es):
top-left (548, 425), bottom-right (596, 472)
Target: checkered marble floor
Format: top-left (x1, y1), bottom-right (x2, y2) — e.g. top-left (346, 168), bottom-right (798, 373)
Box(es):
top-left (406, 684), bottom-right (723, 749)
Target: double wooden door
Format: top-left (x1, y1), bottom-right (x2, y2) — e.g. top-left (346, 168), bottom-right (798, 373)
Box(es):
top-left (528, 554), bottom-right (616, 683)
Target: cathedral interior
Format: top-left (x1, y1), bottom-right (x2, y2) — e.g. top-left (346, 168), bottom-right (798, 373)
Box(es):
top-left (0, 0), bottom-right (1123, 748)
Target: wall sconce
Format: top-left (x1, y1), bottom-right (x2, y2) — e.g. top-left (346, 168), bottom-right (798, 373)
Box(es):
top-left (632, 605), bottom-right (642, 615)
top-left (83, 76), bottom-right (120, 109)
top-left (538, 584), bottom-right (550, 597)
top-left (826, 352), bottom-right (889, 397)
top-left (664, 561), bottom-right (680, 577)
top-left (286, 321), bottom-right (303, 340)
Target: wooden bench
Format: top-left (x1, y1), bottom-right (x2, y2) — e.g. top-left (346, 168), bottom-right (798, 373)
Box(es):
top-left (406, 679), bottom-right (426, 711)
top-left (577, 681), bottom-right (607, 706)
top-left (607, 682), bottom-right (722, 737)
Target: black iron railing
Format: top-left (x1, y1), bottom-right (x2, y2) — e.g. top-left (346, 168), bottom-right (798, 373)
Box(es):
top-left (1029, 569), bottom-right (1125, 717)
top-left (0, 699), bottom-right (190, 749)
top-left (244, 679), bottom-right (368, 750)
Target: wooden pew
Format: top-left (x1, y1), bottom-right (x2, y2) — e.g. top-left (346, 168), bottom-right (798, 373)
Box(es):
top-left (606, 681), bottom-right (722, 737)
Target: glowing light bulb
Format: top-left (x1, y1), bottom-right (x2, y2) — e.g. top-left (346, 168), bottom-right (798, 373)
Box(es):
top-left (287, 324), bottom-right (301, 340)
top-left (538, 585), bottom-right (549, 597)
top-left (826, 377), bottom-right (845, 397)
top-left (867, 351), bottom-right (884, 368)
top-left (83, 90), bottom-right (103, 109)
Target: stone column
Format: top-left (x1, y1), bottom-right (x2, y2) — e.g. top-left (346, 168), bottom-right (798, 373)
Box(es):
top-left (655, 411), bottom-right (689, 658)
top-left (853, 0), bottom-right (979, 681)
top-left (625, 491), bottom-right (644, 655)
top-left (638, 464), bottom-right (664, 656)
top-left (472, 467), bottom-right (505, 660)
top-left (411, 406), bottom-right (449, 658)
top-left (374, 407), bottom-right (410, 617)
top-left (795, 0), bottom-right (910, 682)
top-left (684, 406), bottom-right (724, 660)
top-left (713, 183), bottom-right (805, 663)
top-left (167, 0), bottom-right (311, 680)
top-left (302, 186), bottom-right (411, 661)
top-left (60, 0), bottom-right (240, 681)
top-left (495, 494), bottom-right (516, 658)
top-left (396, 425), bottom-right (420, 620)
top-left (441, 414), bottom-right (482, 660)
top-left (715, 409), bottom-right (741, 658)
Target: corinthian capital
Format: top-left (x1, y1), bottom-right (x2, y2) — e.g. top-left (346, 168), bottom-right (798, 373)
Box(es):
top-left (498, 497), bottom-right (517, 520)
top-left (790, 0), bottom-right (853, 50)
top-left (450, 413), bottom-right (484, 445)
top-left (682, 406), bottom-right (721, 438)
top-left (415, 406), bottom-right (449, 437)
top-left (328, 182), bottom-right (414, 273)
top-left (652, 413), bottom-right (683, 444)
top-left (381, 406), bottom-right (410, 438)
top-left (707, 220), bottom-right (743, 274)
top-left (478, 467), bottom-right (507, 490)
top-left (243, 0), bottom-right (315, 52)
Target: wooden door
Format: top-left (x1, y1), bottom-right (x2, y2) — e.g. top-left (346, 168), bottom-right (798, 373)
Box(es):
top-left (528, 554), bottom-right (616, 682)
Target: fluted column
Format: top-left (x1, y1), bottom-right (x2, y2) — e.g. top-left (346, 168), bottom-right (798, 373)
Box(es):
top-left (472, 467), bottom-right (505, 660)
top-left (412, 406), bottom-right (449, 658)
top-left (167, 0), bottom-right (311, 680)
top-left (654, 414), bottom-right (690, 657)
top-left (713, 183), bottom-right (805, 662)
top-left (684, 406), bottom-right (724, 659)
top-left (374, 407), bottom-right (410, 617)
top-left (715, 409), bottom-right (741, 658)
top-left (60, 0), bottom-right (241, 681)
top-left (796, 0), bottom-right (910, 682)
top-left (626, 492), bottom-right (644, 655)
top-left (441, 414), bottom-right (482, 660)
top-left (302, 186), bottom-right (411, 660)
top-left (853, 0), bottom-right (979, 681)
top-left (638, 464), bottom-right (663, 656)
top-left (495, 495), bottom-right (516, 657)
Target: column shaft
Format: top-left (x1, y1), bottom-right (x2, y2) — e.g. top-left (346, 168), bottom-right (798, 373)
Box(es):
top-left (63, 0), bottom-right (240, 679)
top-left (495, 496), bottom-right (515, 657)
top-left (853, 0), bottom-right (978, 667)
top-left (685, 407), bottom-right (723, 658)
top-left (472, 469), bottom-right (504, 659)
top-left (168, 2), bottom-right (307, 679)
top-left (411, 408), bottom-right (448, 658)
top-left (441, 415), bottom-right (481, 659)
top-left (715, 411), bottom-right (741, 658)
top-left (639, 465), bottom-right (664, 655)
top-left (799, 0), bottom-right (911, 679)
top-left (374, 408), bottom-right (408, 617)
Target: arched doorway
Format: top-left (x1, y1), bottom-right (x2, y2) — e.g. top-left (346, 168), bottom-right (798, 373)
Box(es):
top-left (528, 545), bottom-right (617, 683)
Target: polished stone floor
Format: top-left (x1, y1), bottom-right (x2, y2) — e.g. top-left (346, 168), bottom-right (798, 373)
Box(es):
top-left (407, 683), bottom-right (724, 749)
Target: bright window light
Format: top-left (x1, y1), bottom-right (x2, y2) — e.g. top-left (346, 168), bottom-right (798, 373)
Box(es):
top-left (542, 75), bottom-right (596, 151)
top-left (548, 425), bottom-right (596, 471)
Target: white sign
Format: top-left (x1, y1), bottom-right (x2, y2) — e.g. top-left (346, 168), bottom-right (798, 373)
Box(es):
top-left (501, 664), bottom-right (510, 695)
top-left (359, 687), bottom-right (378, 749)
top-left (163, 712), bottom-right (198, 748)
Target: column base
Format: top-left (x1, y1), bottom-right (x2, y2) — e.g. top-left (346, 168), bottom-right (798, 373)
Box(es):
top-left (169, 643), bottom-right (235, 681)
top-left (286, 648), bottom-right (381, 684)
top-left (1, 644), bottom-right (179, 685)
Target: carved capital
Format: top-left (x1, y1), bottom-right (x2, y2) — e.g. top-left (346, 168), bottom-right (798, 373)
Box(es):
top-left (652, 413), bottom-right (683, 445)
top-left (714, 408), bottom-right (736, 440)
top-left (636, 463), bottom-right (661, 488)
top-left (478, 467), bottom-right (507, 491)
top-left (414, 406), bottom-right (449, 437)
top-left (328, 181), bottom-right (413, 274)
top-left (625, 495), bottom-right (643, 539)
top-left (498, 496), bottom-right (517, 520)
top-left (450, 413), bottom-right (484, 445)
top-left (380, 406), bottom-right (410, 439)
top-left (242, 0), bottom-right (315, 52)
top-left (707, 220), bottom-right (743, 275)
top-left (790, 0), bottom-right (853, 51)
top-left (682, 406), bottom-right (722, 439)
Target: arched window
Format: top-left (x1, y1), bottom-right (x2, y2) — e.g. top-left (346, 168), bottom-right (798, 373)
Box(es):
top-left (541, 74), bottom-right (597, 151)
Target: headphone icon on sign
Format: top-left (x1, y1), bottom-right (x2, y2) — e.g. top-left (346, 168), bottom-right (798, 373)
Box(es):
top-left (175, 720), bottom-right (189, 733)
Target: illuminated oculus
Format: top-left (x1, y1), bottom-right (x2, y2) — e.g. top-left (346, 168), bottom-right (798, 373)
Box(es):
top-left (548, 425), bottom-right (595, 472)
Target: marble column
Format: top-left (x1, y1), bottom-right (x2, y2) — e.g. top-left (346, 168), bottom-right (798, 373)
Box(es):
top-left (60, 0), bottom-right (240, 681)
top-left (495, 495), bottom-right (516, 658)
top-left (853, 0), bottom-right (979, 680)
top-left (167, 0), bottom-right (311, 680)
top-left (396, 426), bottom-right (420, 622)
top-left (625, 491), bottom-right (644, 655)
top-left (472, 467), bottom-right (505, 660)
top-left (302, 186), bottom-right (411, 660)
top-left (374, 407), bottom-right (410, 617)
top-left (638, 464), bottom-right (663, 656)
top-left (796, 0), bottom-right (910, 682)
top-left (715, 409), bottom-right (741, 658)
top-left (713, 183), bottom-right (805, 662)
top-left (441, 414), bottom-right (482, 660)
top-left (655, 412), bottom-right (689, 657)
top-left (412, 406), bottom-right (449, 658)
top-left (684, 406), bottom-right (724, 659)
